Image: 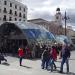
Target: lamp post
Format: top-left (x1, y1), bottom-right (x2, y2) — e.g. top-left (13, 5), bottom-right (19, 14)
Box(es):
top-left (64, 11), bottom-right (69, 36)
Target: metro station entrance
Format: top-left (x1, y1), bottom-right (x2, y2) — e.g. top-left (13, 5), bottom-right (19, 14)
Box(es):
top-left (0, 22), bottom-right (28, 54)
top-left (3, 39), bottom-right (27, 54)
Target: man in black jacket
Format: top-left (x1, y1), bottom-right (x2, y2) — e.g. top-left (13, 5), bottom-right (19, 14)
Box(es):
top-left (41, 49), bottom-right (49, 69)
top-left (0, 54), bottom-right (7, 64)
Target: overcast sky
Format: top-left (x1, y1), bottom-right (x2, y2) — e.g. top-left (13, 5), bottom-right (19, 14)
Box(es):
top-left (17, 0), bottom-right (75, 29)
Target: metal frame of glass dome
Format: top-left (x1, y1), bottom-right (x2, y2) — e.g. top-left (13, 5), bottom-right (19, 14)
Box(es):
top-left (11, 21), bottom-right (56, 44)
top-left (0, 21), bottom-right (56, 53)
top-left (55, 35), bottom-right (73, 45)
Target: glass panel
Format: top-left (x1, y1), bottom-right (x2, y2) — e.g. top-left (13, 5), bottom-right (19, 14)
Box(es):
top-left (14, 22), bottom-right (56, 43)
top-left (23, 29), bottom-right (55, 42)
top-left (23, 29), bottom-right (41, 39)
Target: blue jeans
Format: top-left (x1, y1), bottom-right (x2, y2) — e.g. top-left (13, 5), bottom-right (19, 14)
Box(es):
top-left (19, 57), bottom-right (23, 66)
top-left (42, 59), bottom-right (49, 69)
top-left (48, 58), bottom-right (56, 71)
top-left (60, 57), bottom-right (69, 72)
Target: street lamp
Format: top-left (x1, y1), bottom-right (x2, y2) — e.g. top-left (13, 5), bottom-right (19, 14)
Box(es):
top-left (64, 11), bottom-right (69, 36)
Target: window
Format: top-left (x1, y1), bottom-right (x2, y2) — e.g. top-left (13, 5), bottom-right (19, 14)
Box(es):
top-left (23, 14), bottom-right (25, 18)
top-left (9, 17), bottom-right (12, 21)
top-left (19, 19), bottom-right (21, 21)
top-left (4, 1), bottom-right (7, 5)
top-left (24, 8), bottom-right (25, 12)
top-left (15, 11), bottom-right (17, 16)
top-left (15, 5), bottom-right (17, 9)
top-left (0, 17), bottom-right (1, 20)
top-left (3, 15), bottom-right (6, 21)
top-left (19, 12), bottom-right (21, 17)
top-left (19, 6), bottom-right (21, 10)
top-left (3, 8), bottom-right (7, 13)
top-left (0, 9), bottom-right (1, 12)
top-left (10, 3), bottom-right (12, 7)
top-left (0, 1), bottom-right (1, 4)
top-left (9, 9), bottom-right (12, 14)
top-left (56, 16), bottom-right (59, 19)
top-left (15, 18), bottom-right (17, 21)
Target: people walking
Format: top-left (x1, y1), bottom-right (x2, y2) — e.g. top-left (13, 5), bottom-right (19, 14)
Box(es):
top-left (41, 48), bottom-right (49, 70)
top-left (18, 47), bottom-right (24, 66)
top-left (59, 44), bottom-right (71, 73)
top-left (48, 46), bottom-right (57, 72)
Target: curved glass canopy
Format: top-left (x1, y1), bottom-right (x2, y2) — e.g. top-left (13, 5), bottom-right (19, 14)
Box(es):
top-left (55, 35), bottom-right (72, 45)
top-left (0, 21), bottom-right (56, 44)
top-left (14, 21), bottom-right (55, 43)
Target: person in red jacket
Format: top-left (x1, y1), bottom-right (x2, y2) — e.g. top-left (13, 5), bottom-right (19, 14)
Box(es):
top-left (18, 47), bottom-right (24, 66)
top-left (52, 46), bottom-right (57, 61)
top-left (50, 46), bottom-right (57, 71)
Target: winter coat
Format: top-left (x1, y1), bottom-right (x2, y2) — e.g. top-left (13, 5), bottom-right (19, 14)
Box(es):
top-left (51, 48), bottom-right (57, 61)
top-left (18, 48), bottom-right (24, 57)
top-left (42, 50), bottom-right (49, 60)
top-left (63, 46), bottom-right (71, 58)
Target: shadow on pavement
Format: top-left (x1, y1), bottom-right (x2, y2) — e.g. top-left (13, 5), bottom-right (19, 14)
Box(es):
top-left (69, 58), bottom-right (75, 61)
top-left (28, 58), bottom-right (41, 61)
top-left (2, 62), bottom-right (10, 66)
top-left (21, 65), bottom-right (32, 69)
top-left (59, 72), bottom-right (75, 75)
top-left (66, 72), bottom-right (75, 75)
top-left (51, 69), bottom-right (75, 75)
top-left (56, 66), bottom-right (60, 68)
top-left (55, 60), bottom-right (61, 62)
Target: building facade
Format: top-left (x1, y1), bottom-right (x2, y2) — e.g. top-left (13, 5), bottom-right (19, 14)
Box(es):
top-left (28, 18), bottom-right (63, 35)
top-left (0, 0), bottom-right (27, 24)
top-left (28, 8), bottom-right (63, 35)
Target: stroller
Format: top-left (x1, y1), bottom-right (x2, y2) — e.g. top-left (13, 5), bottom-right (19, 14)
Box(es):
top-left (0, 54), bottom-right (7, 64)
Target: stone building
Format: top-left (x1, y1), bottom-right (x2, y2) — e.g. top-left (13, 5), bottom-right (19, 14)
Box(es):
top-left (28, 8), bottom-right (63, 35)
top-left (0, 0), bottom-right (27, 24)
top-left (28, 18), bottom-right (63, 35)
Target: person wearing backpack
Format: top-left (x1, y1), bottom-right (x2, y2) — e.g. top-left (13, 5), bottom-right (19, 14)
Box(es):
top-left (59, 44), bottom-right (71, 73)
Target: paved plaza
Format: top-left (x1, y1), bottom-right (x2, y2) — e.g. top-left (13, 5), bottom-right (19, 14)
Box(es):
top-left (0, 51), bottom-right (75, 75)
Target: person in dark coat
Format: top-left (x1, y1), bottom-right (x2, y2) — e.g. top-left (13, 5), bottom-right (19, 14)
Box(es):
top-left (41, 49), bottom-right (49, 69)
top-left (0, 54), bottom-right (7, 64)
top-left (59, 44), bottom-right (71, 73)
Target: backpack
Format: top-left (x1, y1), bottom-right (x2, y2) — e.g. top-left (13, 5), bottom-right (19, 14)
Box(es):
top-left (65, 47), bottom-right (70, 58)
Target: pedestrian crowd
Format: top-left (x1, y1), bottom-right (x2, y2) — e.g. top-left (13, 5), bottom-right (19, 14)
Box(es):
top-left (17, 42), bottom-right (71, 74)
top-left (0, 42), bottom-right (71, 74)
top-left (41, 43), bottom-right (71, 74)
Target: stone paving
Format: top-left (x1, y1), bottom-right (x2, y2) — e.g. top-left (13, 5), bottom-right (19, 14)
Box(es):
top-left (0, 51), bottom-right (75, 75)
